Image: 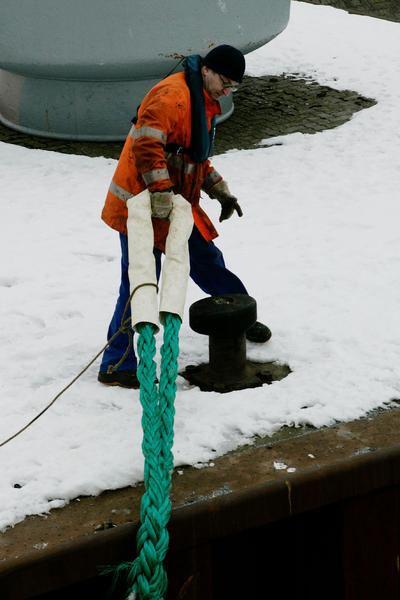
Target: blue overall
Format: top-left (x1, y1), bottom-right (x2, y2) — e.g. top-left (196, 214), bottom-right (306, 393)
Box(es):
top-left (100, 226), bottom-right (247, 373)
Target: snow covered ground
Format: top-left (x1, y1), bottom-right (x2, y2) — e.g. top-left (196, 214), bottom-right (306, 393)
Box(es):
top-left (1, 2), bottom-right (399, 531)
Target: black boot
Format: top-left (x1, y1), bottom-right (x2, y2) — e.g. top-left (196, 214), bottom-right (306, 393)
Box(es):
top-left (98, 369), bottom-right (140, 389)
top-left (246, 321), bottom-right (272, 343)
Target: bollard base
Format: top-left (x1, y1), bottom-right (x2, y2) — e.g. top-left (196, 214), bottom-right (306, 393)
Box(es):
top-left (181, 360), bottom-right (291, 393)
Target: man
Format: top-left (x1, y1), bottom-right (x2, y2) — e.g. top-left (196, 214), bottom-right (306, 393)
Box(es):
top-left (99, 44), bottom-right (271, 388)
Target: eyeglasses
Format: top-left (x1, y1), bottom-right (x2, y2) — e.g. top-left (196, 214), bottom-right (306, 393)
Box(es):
top-left (217, 73), bottom-right (239, 93)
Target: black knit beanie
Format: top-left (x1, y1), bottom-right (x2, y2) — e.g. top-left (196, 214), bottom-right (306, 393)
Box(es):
top-left (203, 44), bottom-right (245, 83)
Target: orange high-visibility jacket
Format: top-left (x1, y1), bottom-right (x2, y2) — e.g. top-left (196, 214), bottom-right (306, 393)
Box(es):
top-left (101, 71), bottom-right (223, 250)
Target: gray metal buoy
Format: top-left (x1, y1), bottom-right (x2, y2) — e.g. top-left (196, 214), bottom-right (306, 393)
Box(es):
top-left (0, 1), bottom-right (290, 140)
top-left (181, 294), bottom-right (290, 393)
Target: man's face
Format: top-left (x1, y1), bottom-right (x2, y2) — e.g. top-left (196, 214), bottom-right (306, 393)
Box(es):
top-left (201, 66), bottom-right (239, 100)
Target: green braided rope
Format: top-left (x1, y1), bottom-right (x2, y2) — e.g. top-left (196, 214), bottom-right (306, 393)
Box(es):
top-left (106, 314), bottom-right (181, 600)
top-left (159, 314), bottom-right (181, 485)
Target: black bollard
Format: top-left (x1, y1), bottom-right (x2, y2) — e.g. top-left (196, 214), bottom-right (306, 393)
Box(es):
top-left (181, 294), bottom-right (290, 393)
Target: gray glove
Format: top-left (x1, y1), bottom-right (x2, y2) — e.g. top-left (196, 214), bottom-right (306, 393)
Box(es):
top-left (208, 180), bottom-right (243, 222)
top-left (150, 190), bottom-right (173, 219)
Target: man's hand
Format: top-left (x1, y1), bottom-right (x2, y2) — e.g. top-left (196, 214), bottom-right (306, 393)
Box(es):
top-left (150, 190), bottom-right (173, 219)
top-left (208, 180), bottom-right (243, 222)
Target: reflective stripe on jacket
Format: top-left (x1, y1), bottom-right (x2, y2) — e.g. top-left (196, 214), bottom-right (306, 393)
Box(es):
top-left (101, 72), bottom-right (223, 250)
